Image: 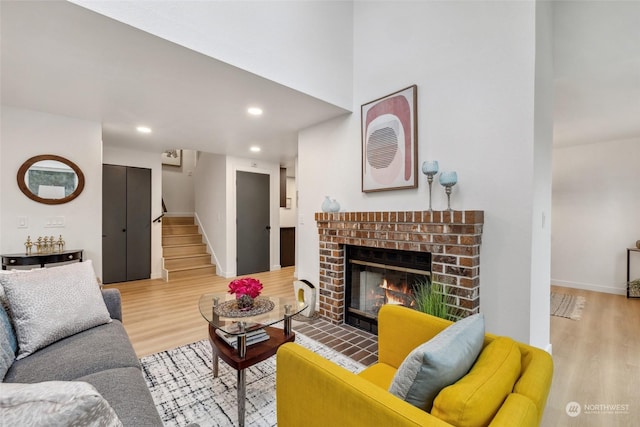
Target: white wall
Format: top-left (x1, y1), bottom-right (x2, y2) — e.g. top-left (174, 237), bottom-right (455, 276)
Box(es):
top-left (530, 0), bottom-right (554, 350)
top-left (0, 110), bottom-right (3, 252)
top-left (71, 0), bottom-right (354, 110)
top-left (0, 106), bottom-right (103, 276)
top-left (162, 149), bottom-right (196, 215)
top-left (298, 1), bottom-right (550, 347)
top-left (102, 145), bottom-right (164, 280)
top-left (193, 152), bottom-right (227, 276)
top-left (279, 175), bottom-right (297, 228)
top-left (552, 137), bottom-right (640, 294)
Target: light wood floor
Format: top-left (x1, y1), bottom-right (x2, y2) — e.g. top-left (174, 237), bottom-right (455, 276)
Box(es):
top-left (541, 286), bottom-right (640, 427)
top-left (105, 267), bottom-right (297, 357)
top-left (107, 271), bottom-right (640, 426)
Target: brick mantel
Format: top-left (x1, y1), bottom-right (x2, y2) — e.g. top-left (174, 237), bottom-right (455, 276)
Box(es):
top-left (315, 210), bottom-right (484, 324)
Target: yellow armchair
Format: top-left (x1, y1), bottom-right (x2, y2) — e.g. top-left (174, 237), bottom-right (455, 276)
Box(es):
top-left (276, 305), bottom-right (553, 427)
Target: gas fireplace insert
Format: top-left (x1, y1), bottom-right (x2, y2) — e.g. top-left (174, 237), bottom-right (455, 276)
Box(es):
top-left (345, 246), bottom-right (431, 333)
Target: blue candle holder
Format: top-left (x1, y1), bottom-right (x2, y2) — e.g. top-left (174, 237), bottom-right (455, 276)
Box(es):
top-left (421, 161), bottom-right (439, 211)
top-left (438, 171), bottom-right (457, 211)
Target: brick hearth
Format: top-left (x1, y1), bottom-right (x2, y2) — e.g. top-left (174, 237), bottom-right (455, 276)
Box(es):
top-left (315, 210), bottom-right (484, 324)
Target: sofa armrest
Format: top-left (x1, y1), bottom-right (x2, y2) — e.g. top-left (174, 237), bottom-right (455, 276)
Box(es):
top-left (513, 344), bottom-right (554, 424)
top-left (276, 342), bottom-right (452, 427)
top-left (101, 288), bottom-right (122, 321)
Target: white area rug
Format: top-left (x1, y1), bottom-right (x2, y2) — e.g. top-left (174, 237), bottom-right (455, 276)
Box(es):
top-left (550, 292), bottom-right (586, 320)
top-left (140, 333), bottom-right (365, 427)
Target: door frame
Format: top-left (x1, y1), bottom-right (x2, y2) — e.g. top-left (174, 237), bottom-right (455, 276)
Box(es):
top-left (101, 149), bottom-right (163, 281)
top-left (228, 163), bottom-right (279, 277)
top-left (235, 170), bottom-right (270, 275)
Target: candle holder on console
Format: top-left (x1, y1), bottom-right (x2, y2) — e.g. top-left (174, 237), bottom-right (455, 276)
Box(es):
top-left (438, 171), bottom-right (458, 212)
top-left (421, 161), bottom-right (439, 211)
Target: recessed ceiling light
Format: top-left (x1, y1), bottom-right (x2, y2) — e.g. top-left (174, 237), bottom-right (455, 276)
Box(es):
top-left (136, 126), bottom-right (152, 133)
top-left (247, 107), bottom-right (263, 116)
top-left (250, 146), bottom-right (261, 152)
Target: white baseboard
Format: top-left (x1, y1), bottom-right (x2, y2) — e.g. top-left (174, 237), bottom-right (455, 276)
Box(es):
top-left (551, 279), bottom-right (626, 296)
top-left (545, 343), bottom-right (552, 355)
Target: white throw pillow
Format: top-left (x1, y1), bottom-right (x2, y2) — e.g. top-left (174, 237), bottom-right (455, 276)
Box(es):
top-left (0, 261), bottom-right (111, 359)
top-left (388, 313), bottom-right (485, 412)
top-left (0, 381), bottom-right (123, 427)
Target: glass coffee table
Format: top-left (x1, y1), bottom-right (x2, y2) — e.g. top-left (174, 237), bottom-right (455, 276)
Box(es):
top-left (198, 293), bottom-right (306, 427)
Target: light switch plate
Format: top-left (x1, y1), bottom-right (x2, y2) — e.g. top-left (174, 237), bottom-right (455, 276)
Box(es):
top-left (17, 216), bottom-right (28, 228)
top-left (45, 216), bottom-right (65, 228)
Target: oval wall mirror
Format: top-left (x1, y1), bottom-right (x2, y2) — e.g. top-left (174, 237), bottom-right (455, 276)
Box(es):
top-left (17, 155), bottom-right (85, 205)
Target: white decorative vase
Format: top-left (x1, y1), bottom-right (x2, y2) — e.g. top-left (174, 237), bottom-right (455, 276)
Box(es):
top-left (329, 199), bottom-right (340, 212)
top-left (321, 196), bottom-right (331, 213)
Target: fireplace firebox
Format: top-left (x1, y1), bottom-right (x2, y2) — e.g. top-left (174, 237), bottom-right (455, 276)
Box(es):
top-left (345, 246), bottom-right (431, 333)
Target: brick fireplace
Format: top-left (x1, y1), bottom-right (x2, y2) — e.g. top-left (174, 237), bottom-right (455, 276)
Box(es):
top-left (315, 210), bottom-right (484, 325)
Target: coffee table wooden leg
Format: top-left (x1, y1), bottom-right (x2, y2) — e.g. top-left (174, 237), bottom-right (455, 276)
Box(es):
top-left (238, 368), bottom-right (246, 427)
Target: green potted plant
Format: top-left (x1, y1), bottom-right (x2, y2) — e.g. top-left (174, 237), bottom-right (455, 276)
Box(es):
top-left (411, 276), bottom-right (453, 320)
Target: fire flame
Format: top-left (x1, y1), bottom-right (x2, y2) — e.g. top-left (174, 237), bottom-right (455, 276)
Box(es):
top-left (381, 279), bottom-right (412, 305)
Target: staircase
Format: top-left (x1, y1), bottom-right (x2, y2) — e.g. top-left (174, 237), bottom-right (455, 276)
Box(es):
top-left (162, 216), bottom-right (216, 281)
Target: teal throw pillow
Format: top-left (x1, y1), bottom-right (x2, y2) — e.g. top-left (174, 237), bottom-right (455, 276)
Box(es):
top-left (388, 313), bottom-right (485, 411)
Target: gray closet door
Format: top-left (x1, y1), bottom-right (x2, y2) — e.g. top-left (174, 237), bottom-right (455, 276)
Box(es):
top-left (102, 164), bottom-right (151, 284)
top-left (126, 167), bottom-right (151, 281)
top-left (236, 171), bottom-right (270, 275)
top-left (102, 165), bottom-right (127, 284)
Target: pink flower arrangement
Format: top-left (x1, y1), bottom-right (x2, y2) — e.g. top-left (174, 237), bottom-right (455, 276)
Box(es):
top-left (228, 277), bottom-right (263, 299)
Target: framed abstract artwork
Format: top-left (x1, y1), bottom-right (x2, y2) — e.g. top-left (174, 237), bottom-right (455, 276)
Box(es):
top-left (361, 85), bottom-right (417, 192)
top-left (162, 149), bottom-right (182, 167)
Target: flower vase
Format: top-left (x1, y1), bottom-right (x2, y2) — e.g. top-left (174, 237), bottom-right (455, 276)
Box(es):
top-left (237, 294), bottom-right (254, 311)
top-left (329, 199), bottom-right (340, 212)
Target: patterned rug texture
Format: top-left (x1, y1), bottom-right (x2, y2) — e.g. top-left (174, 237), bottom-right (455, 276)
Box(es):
top-left (550, 292), bottom-right (585, 320)
top-left (140, 333), bottom-right (364, 427)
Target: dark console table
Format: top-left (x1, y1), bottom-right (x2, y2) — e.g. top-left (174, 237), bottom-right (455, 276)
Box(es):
top-left (1, 249), bottom-right (83, 270)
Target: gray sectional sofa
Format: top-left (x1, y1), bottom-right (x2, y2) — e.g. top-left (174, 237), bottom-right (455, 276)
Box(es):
top-left (1, 265), bottom-right (163, 426)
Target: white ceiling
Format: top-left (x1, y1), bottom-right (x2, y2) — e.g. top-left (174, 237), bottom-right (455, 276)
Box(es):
top-left (0, 0), bottom-right (350, 166)
top-left (2, 1), bottom-right (638, 161)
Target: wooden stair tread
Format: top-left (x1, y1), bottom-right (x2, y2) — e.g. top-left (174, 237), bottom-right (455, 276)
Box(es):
top-left (165, 264), bottom-right (215, 272)
top-left (163, 254), bottom-right (210, 260)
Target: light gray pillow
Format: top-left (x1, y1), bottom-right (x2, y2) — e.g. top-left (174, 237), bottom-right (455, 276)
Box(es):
top-left (0, 260), bottom-right (111, 359)
top-left (0, 381), bottom-right (123, 427)
top-left (388, 313), bottom-right (485, 412)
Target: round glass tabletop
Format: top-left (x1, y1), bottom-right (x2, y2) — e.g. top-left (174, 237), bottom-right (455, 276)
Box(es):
top-left (198, 293), bottom-right (307, 335)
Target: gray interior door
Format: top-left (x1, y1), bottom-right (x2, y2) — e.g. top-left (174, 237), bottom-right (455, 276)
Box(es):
top-left (102, 165), bottom-right (127, 284)
top-left (236, 171), bottom-right (270, 275)
top-left (102, 164), bottom-right (151, 284)
top-left (126, 167), bottom-right (151, 281)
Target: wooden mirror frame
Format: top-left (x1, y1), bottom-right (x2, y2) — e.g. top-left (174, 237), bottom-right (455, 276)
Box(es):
top-left (17, 154), bottom-right (85, 205)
